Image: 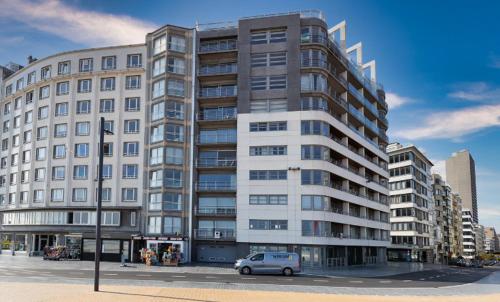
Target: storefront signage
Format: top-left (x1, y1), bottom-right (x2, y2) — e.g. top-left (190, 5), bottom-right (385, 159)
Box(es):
top-left (132, 236), bottom-right (187, 241)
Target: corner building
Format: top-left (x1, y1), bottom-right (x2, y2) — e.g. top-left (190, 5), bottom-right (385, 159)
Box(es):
top-left (1, 11), bottom-right (391, 267)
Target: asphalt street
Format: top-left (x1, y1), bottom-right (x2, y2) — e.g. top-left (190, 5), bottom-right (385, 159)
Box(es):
top-left (0, 265), bottom-right (495, 288)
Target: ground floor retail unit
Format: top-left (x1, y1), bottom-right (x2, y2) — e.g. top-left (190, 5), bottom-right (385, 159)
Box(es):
top-left (387, 247), bottom-right (434, 262)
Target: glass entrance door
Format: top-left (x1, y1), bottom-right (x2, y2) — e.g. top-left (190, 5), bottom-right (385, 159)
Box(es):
top-left (301, 246), bottom-right (322, 267)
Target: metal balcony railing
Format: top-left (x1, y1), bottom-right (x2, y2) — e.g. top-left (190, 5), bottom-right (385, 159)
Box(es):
top-left (195, 206), bottom-right (236, 216)
top-left (194, 228), bottom-right (236, 240)
top-left (198, 109), bottom-right (237, 121)
top-left (199, 86), bottom-right (237, 98)
top-left (199, 63), bottom-right (237, 75)
top-left (196, 181), bottom-right (236, 191)
top-left (199, 39), bottom-right (237, 53)
top-left (196, 158), bottom-right (236, 168)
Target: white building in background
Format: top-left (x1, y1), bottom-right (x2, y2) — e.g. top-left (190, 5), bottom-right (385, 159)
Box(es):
top-left (461, 209), bottom-right (476, 259)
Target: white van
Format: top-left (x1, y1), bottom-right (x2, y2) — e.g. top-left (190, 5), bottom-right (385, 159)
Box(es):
top-left (234, 252), bottom-right (301, 276)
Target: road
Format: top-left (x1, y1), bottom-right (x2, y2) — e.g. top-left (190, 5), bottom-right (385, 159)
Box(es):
top-left (0, 265), bottom-right (494, 288)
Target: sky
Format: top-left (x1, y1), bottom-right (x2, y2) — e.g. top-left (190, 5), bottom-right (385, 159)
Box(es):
top-left (0, 0), bottom-right (499, 229)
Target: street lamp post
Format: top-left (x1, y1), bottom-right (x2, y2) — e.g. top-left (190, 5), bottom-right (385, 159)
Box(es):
top-left (94, 117), bottom-right (112, 292)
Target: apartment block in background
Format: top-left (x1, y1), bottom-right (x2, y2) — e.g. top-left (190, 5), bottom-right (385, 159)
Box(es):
top-left (449, 193), bottom-right (463, 258)
top-left (432, 173), bottom-right (452, 264)
top-left (484, 227), bottom-right (499, 253)
top-left (387, 143), bottom-right (434, 262)
top-left (461, 209), bottom-right (476, 259)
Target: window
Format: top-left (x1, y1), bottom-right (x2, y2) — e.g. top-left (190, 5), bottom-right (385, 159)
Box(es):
top-left (167, 57), bottom-right (185, 74)
top-left (102, 142), bottom-right (113, 156)
top-left (75, 143), bottom-right (89, 157)
top-left (1, 139), bottom-right (7, 150)
top-left (38, 106), bottom-right (49, 119)
top-left (74, 101), bottom-right (90, 116)
top-left (249, 121), bottom-right (287, 132)
top-left (166, 147), bottom-right (183, 165)
top-left (165, 193), bottom-right (182, 211)
top-left (58, 61), bottom-right (71, 75)
top-left (73, 165), bottom-right (88, 179)
top-left (152, 80), bottom-right (165, 98)
top-left (166, 101), bottom-right (184, 119)
top-left (56, 81), bottom-right (69, 95)
top-left (249, 170), bottom-right (287, 180)
top-left (249, 145), bottom-right (287, 156)
top-left (124, 119), bottom-right (139, 134)
top-left (301, 120), bottom-right (330, 136)
top-left (251, 75), bottom-right (286, 90)
top-left (53, 145), bottom-right (66, 159)
top-left (33, 190), bottom-right (44, 203)
top-left (41, 65), bottom-right (51, 80)
top-left (27, 71), bottom-right (36, 85)
top-left (77, 79), bottom-right (92, 93)
top-left (35, 168), bottom-right (46, 181)
top-left (251, 29), bottom-right (287, 44)
top-left (250, 53), bottom-right (267, 67)
top-left (99, 99), bottom-right (114, 113)
top-left (301, 195), bottom-right (327, 210)
top-left (148, 216), bottom-right (161, 234)
top-left (52, 166), bottom-right (65, 180)
top-left (24, 111), bottom-right (33, 124)
top-left (11, 153), bottom-right (19, 166)
top-left (249, 219), bottom-right (288, 230)
top-left (163, 217), bottom-right (182, 234)
top-left (149, 147), bottom-right (163, 165)
top-left (127, 54), bottom-right (142, 68)
top-left (55, 102), bottom-right (68, 116)
top-left (39, 85), bottom-right (50, 99)
top-left (54, 123), bottom-right (67, 137)
top-left (100, 77), bottom-right (115, 91)
top-left (10, 172), bottom-right (17, 184)
top-left (101, 56), bottom-right (116, 70)
top-left (22, 150), bottom-right (30, 163)
top-left (51, 189), bottom-right (64, 202)
top-left (249, 195), bottom-right (288, 205)
top-left (165, 169), bottom-right (182, 188)
top-left (123, 142), bottom-right (139, 156)
top-left (301, 145), bottom-right (329, 161)
top-left (153, 35), bottom-right (166, 54)
top-left (165, 124), bottom-right (184, 142)
top-left (8, 193), bottom-right (16, 204)
top-left (125, 75), bottom-right (141, 89)
top-left (168, 35), bottom-right (186, 52)
top-left (153, 58), bottom-right (166, 76)
top-left (149, 170), bottom-right (163, 188)
top-left (125, 97), bottom-right (140, 111)
top-left (2, 120), bottom-right (9, 132)
top-left (122, 164), bottom-right (138, 179)
top-left (26, 91), bottom-right (34, 104)
top-left (167, 79), bottom-right (184, 97)
top-left (36, 147), bottom-right (46, 161)
top-left (20, 191), bottom-right (28, 204)
top-left (99, 188), bottom-right (112, 202)
top-left (150, 124), bottom-right (164, 143)
top-left (14, 97), bottom-right (22, 109)
top-left (101, 164), bottom-right (112, 179)
top-left (151, 102), bottom-right (164, 121)
top-left (73, 188), bottom-right (87, 202)
top-left (37, 126), bottom-right (48, 140)
top-left (13, 116), bottom-right (21, 128)
top-left (79, 58), bottom-right (93, 72)
top-left (75, 122), bottom-right (90, 136)
top-left (250, 76), bottom-right (266, 90)
top-left (251, 52), bottom-right (286, 67)
top-left (149, 193), bottom-right (162, 211)
top-left (301, 73), bottom-right (327, 92)
top-left (122, 188), bottom-right (138, 202)
top-left (301, 169), bottom-right (330, 186)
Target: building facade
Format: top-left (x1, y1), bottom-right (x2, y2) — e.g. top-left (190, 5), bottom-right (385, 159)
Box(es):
top-left (474, 224), bottom-right (485, 256)
top-left (432, 173), bottom-right (452, 264)
top-left (461, 209), bottom-right (476, 259)
top-left (387, 143), bottom-right (434, 262)
top-left (449, 193), bottom-right (463, 258)
top-left (484, 227), bottom-right (499, 253)
top-left (446, 150), bottom-right (478, 223)
top-left (1, 10), bottom-right (391, 267)
top-left (0, 45), bottom-right (147, 261)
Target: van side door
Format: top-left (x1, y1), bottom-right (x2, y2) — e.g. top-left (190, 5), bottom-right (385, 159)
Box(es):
top-left (249, 253), bottom-right (265, 273)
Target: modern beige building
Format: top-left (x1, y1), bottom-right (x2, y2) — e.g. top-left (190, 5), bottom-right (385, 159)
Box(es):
top-left (484, 227), bottom-right (499, 253)
top-left (446, 150), bottom-right (478, 223)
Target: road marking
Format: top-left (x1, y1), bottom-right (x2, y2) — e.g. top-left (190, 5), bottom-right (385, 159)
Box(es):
top-left (171, 275), bottom-right (186, 278)
top-left (70, 272), bottom-right (84, 275)
top-left (205, 276), bottom-right (217, 279)
top-left (313, 279), bottom-right (329, 282)
top-left (349, 280), bottom-right (363, 283)
top-left (136, 274), bottom-right (152, 277)
top-left (403, 280), bottom-right (411, 282)
top-left (279, 278), bottom-right (293, 281)
top-left (379, 280), bottom-right (392, 283)
top-left (104, 273), bottom-right (117, 276)
top-left (240, 277), bottom-right (256, 280)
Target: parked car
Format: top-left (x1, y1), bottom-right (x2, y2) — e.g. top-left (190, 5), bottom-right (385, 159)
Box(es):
top-left (234, 252), bottom-right (301, 276)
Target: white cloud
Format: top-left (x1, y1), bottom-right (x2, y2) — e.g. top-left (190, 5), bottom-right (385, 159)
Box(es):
top-left (430, 159), bottom-right (446, 180)
top-left (385, 92), bottom-right (412, 109)
top-left (448, 82), bottom-right (500, 102)
top-left (393, 104), bottom-right (500, 140)
top-left (0, 0), bottom-right (157, 46)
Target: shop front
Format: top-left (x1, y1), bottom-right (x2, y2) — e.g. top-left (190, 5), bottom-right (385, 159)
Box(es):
top-left (81, 238), bottom-right (130, 262)
top-left (131, 236), bottom-right (188, 264)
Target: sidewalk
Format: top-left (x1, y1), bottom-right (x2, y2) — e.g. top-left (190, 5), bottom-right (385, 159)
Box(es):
top-left (303, 262), bottom-right (447, 277)
top-left (0, 282), bottom-right (498, 302)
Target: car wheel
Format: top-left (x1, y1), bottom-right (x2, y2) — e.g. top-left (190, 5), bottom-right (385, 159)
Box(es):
top-left (240, 266), bottom-right (251, 275)
top-left (283, 267), bottom-right (293, 276)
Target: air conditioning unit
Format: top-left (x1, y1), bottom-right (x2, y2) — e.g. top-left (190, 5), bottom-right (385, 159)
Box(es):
top-left (214, 231), bottom-right (221, 239)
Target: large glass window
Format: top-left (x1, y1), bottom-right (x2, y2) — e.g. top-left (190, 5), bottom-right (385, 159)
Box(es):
top-left (165, 169), bottom-right (183, 188)
top-left (152, 80), bottom-right (165, 98)
top-left (153, 58), bottom-right (166, 76)
top-left (163, 217), bottom-right (182, 234)
top-left (167, 57), bottom-right (185, 74)
top-left (168, 35), bottom-right (186, 52)
top-left (153, 35), bottom-right (166, 54)
top-left (167, 79), bottom-right (184, 97)
top-left (165, 124), bottom-right (184, 142)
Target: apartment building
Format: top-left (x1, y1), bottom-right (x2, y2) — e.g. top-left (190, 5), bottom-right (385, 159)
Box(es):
top-left (1, 10), bottom-right (391, 267)
top-left (0, 45), bottom-right (147, 260)
top-left (462, 209), bottom-right (476, 259)
top-left (432, 174), bottom-right (452, 264)
top-left (484, 227), bottom-right (499, 253)
top-left (446, 150), bottom-right (478, 223)
top-left (450, 193), bottom-right (463, 258)
top-left (387, 143), bottom-right (434, 262)
top-left (475, 224), bottom-right (485, 255)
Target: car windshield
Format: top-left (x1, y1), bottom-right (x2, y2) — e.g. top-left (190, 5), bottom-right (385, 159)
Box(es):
top-left (245, 253), bottom-right (257, 259)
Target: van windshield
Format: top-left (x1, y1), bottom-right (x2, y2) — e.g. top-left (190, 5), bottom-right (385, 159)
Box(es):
top-left (245, 253), bottom-right (257, 259)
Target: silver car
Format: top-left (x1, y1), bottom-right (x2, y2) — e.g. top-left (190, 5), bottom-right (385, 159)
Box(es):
top-left (234, 252), bottom-right (301, 276)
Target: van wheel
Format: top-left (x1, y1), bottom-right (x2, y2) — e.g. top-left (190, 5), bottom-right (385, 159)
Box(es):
top-left (240, 266), bottom-right (251, 275)
top-left (283, 267), bottom-right (293, 276)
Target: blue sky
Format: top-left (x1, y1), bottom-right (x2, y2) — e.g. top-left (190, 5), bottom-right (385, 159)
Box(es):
top-left (1, 0), bottom-right (499, 229)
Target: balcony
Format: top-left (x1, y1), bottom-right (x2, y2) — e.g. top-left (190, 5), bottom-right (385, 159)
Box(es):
top-left (198, 108), bottom-right (237, 121)
top-left (197, 158), bottom-right (236, 168)
top-left (196, 181), bottom-right (236, 192)
top-left (198, 134), bottom-right (237, 145)
top-left (199, 85), bottom-right (237, 98)
top-left (194, 228), bottom-right (236, 240)
top-left (301, 59), bottom-right (348, 88)
top-left (195, 206), bottom-right (236, 216)
top-left (199, 39), bottom-right (237, 53)
top-left (199, 63), bottom-right (237, 76)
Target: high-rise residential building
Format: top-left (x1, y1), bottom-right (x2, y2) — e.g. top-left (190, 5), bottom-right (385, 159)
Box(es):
top-left (449, 193), bottom-right (463, 258)
top-left (432, 174), bottom-right (452, 264)
top-left (446, 150), bottom-right (478, 223)
top-left (484, 227), bottom-right (499, 253)
top-left (461, 209), bottom-right (476, 259)
top-left (0, 10), bottom-right (391, 267)
top-left (387, 143), bottom-right (434, 262)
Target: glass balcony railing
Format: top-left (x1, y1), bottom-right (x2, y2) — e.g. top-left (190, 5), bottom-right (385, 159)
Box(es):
top-left (199, 63), bottom-right (237, 75)
top-left (199, 85), bottom-right (237, 98)
top-left (199, 39), bottom-right (237, 53)
top-left (197, 158), bottom-right (236, 168)
top-left (196, 181), bottom-right (236, 191)
top-left (195, 207), bottom-right (236, 216)
top-left (194, 228), bottom-right (236, 240)
top-left (198, 108), bottom-right (237, 121)
top-left (348, 84), bottom-right (378, 116)
top-left (198, 133), bottom-right (237, 144)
